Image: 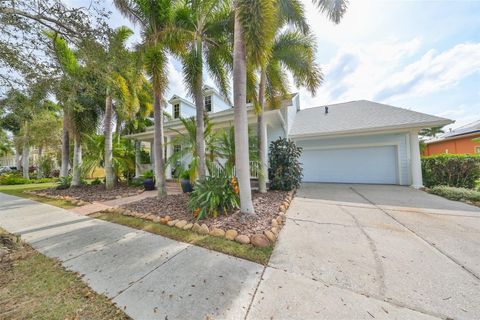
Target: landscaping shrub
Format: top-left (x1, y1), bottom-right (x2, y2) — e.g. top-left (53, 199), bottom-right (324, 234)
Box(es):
top-left (188, 169), bottom-right (239, 220)
top-left (430, 185), bottom-right (480, 203)
top-left (0, 173), bottom-right (31, 185)
top-left (57, 176), bottom-right (72, 190)
top-left (38, 156), bottom-right (55, 178)
top-left (268, 137), bottom-right (303, 191)
top-left (90, 178), bottom-right (103, 186)
top-left (422, 154), bottom-right (480, 189)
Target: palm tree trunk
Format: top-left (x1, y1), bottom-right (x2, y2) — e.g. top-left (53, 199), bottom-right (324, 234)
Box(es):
top-left (194, 38), bottom-right (207, 181)
top-left (153, 91), bottom-right (167, 197)
top-left (60, 112), bottom-right (69, 177)
top-left (15, 146), bottom-right (21, 169)
top-left (22, 121), bottom-right (29, 179)
top-left (233, 8), bottom-right (255, 215)
top-left (104, 93), bottom-right (114, 190)
top-left (257, 67), bottom-right (268, 193)
top-left (37, 146), bottom-right (43, 179)
top-left (72, 135), bottom-right (82, 186)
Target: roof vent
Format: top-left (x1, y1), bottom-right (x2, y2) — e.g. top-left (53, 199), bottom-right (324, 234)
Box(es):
top-left (325, 106), bottom-right (329, 114)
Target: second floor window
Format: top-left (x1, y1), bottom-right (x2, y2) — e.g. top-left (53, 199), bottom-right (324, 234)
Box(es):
top-left (174, 145), bottom-right (181, 154)
top-left (173, 104), bottom-right (180, 118)
top-left (205, 96), bottom-right (212, 112)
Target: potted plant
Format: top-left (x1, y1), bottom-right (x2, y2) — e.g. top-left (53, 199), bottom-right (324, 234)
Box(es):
top-left (180, 170), bottom-right (193, 193)
top-left (141, 170), bottom-right (155, 191)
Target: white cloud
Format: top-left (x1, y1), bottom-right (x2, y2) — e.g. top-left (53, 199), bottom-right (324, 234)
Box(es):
top-left (301, 40), bottom-right (480, 108)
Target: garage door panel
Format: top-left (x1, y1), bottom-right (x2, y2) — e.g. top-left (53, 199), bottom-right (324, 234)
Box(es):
top-left (301, 145), bottom-right (398, 184)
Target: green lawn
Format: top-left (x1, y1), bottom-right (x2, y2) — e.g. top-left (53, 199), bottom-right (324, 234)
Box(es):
top-left (0, 228), bottom-right (128, 319)
top-left (0, 183), bottom-right (76, 209)
top-left (93, 212), bottom-right (273, 265)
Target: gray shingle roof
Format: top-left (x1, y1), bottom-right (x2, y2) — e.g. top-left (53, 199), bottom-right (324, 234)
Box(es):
top-left (289, 100), bottom-right (453, 137)
top-left (428, 120), bottom-right (480, 143)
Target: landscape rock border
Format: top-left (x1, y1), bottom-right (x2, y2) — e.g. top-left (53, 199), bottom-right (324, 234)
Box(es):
top-left (24, 191), bottom-right (90, 206)
top-left (101, 190), bottom-right (296, 248)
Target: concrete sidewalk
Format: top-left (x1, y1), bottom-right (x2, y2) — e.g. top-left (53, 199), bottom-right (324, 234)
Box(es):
top-left (0, 192), bottom-right (263, 320)
top-left (1, 187), bottom-right (467, 320)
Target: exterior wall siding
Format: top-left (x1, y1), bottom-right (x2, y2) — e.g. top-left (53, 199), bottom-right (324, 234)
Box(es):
top-left (294, 133), bottom-right (410, 185)
top-left (424, 133), bottom-right (480, 155)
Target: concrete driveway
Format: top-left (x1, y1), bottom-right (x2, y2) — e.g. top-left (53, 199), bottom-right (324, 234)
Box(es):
top-left (247, 184), bottom-right (480, 320)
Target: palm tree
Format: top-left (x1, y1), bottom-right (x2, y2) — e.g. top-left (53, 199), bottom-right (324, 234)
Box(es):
top-left (172, 0), bottom-right (232, 181)
top-left (88, 26), bottom-right (138, 190)
top-left (113, 0), bottom-right (180, 198)
top-left (255, 0), bottom-right (316, 193)
top-left (233, 0), bottom-right (276, 215)
top-left (166, 116), bottom-right (216, 182)
top-left (257, 31), bottom-right (323, 192)
top-left (47, 32), bottom-right (103, 186)
top-left (419, 127), bottom-right (445, 138)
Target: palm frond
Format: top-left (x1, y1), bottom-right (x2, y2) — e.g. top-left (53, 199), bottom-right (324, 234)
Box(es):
top-left (311, 0), bottom-right (348, 24)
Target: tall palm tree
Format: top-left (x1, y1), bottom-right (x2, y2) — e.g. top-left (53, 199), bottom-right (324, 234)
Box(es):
top-left (255, 0), bottom-right (314, 193)
top-left (172, 0), bottom-right (232, 181)
top-left (113, 0), bottom-right (180, 198)
top-left (47, 32), bottom-right (103, 186)
top-left (85, 26), bottom-right (138, 190)
top-left (233, 0), bottom-right (276, 215)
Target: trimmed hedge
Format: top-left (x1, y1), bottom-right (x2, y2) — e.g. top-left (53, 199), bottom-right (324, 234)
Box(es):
top-left (421, 154), bottom-right (480, 189)
top-left (0, 173), bottom-right (56, 185)
top-left (430, 185), bottom-right (480, 203)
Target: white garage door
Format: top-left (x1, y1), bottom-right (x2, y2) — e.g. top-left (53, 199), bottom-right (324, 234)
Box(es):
top-left (301, 145), bottom-right (399, 184)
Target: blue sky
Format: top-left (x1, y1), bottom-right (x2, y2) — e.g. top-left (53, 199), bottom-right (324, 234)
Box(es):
top-left (83, 0), bottom-right (480, 129)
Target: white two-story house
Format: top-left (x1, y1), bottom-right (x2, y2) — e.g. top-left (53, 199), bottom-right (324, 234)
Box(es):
top-left (127, 85), bottom-right (452, 188)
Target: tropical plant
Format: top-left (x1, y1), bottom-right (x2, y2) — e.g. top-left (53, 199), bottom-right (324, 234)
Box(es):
top-left (46, 32), bottom-right (103, 186)
top-left (188, 168), bottom-right (239, 220)
top-left (430, 185), bottom-right (480, 203)
top-left (38, 155), bottom-right (55, 178)
top-left (172, 0), bottom-right (232, 181)
top-left (214, 125), bottom-right (258, 172)
top-left (269, 137), bottom-right (303, 191)
top-left (258, 31), bottom-right (322, 192)
top-left (141, 169), bottom-right (155, 180)
top-left (81, 133), bottom-right (136, 183)
top-left (113, 0), bottom-right (183, 198)
top-left (57, 175), bottom-right (72, 190)
top-left (167, 116), bottom-right (216, 182)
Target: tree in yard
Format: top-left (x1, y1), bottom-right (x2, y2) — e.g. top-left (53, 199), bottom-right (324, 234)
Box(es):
top-left (47, 32), bottom-right (103, 186)
top-left (0, 129), bottom-right (12, 157)
top-left (254, 0), bottom-right (322, 193)
top-left (172, 0), bottom-right (232, 181)
top-left (81, 26), bottom-right (140, 190)
top-left (113, 0), bottom-right (182, 198)
top-left (0, 82), bottom-right (51, 179)
top-left (233, 0), bottom-right (276, 215)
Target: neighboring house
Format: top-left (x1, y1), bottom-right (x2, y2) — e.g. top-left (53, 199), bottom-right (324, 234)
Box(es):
top-left (127, 88), bottom-right (452, 188)
top-left (423, 120), bottom-right (480, 156)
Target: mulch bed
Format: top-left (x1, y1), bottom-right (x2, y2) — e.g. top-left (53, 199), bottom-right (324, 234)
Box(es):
top-left (31, 184), bottom-right (143, 203)
top-left (122, 191), bottom-right (289, 235)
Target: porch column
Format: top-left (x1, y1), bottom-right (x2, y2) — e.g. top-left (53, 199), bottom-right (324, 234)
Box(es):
top-left (134, 140), bottom-right (141, 178)
top-left (410, 129), bottom-right (423, 188)
top-left (166, 136), bottom-right (173, 179)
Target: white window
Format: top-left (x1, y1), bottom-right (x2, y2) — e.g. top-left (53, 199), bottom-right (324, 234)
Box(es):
top-left (173, 104), bottom-right (180, 118)
top-left (205, 96), bottom-right (212, 112)
top-left (174, 145), bottom-right (181, 154)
